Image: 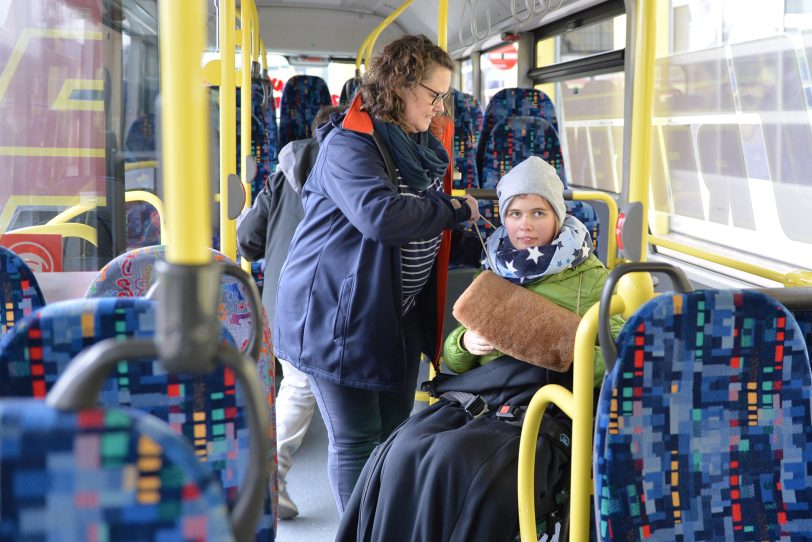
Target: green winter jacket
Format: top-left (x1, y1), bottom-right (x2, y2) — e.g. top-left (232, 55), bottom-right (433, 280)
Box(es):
top-left (443, 254), bottom-right (625, 387)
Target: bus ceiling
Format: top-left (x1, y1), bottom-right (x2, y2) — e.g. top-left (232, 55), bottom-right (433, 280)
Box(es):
top-left (248, 0), bottom-right (611, 58)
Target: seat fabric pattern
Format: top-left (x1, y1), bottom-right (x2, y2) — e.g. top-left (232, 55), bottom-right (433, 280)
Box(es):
top-left (339, 77), bottom-right (360, 107)
top-left (564, 200), bottom-right (600, 256)
top-left (475, 88), bottom-right (558, 177)
top-left (463, 92), bottom-right (483, 136)
top-left (480, 116), bottom-right (566, 190)
top-left (452, 89), bottom-right (479, 191)
top-left (84, 246), bottom-right (273, 369)
top-left (0, 297), bottom-right (277, 540)
top-left (594, 290), bottom-right (812, 541)
top-left (0, 246), bottom-right (45, 338)
top-left (237, 79), bottom-right (278, 203)
top-left (793, 310), bottom-right (812, 362)
top-left (278, 75), bottom-right (332, 149)
top-left (0, 399), bottom-right (234, 541)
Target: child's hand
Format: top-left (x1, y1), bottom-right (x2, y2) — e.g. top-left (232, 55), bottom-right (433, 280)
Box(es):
top-left (462, 330), bottom-right (495, 356)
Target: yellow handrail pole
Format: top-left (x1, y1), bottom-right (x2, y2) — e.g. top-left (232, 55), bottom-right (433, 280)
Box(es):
top-left (124, 160), bottom-right (159, 171)
top-left (240, 0), bottom-right (253, 202)
top-left (363, 1), bottom-right (414, 71)
top-left (437, 0), bottom-right (448, 50)
top-left (356, 35), bottom-right (372, 73)
top-left (517, 296), bottom-right (624, 542)
top-left (627, 0), bottom-right (657, 262)
top-left (219, 0), bottom-right (237, 260)
top-left (648, 235), bottom-right (812, 287)
top-left (46, 203), bottom-right (97, 225)
top-left (517, 384), bottom-right (573, 542)
top-left (251, 1), bottom-right (261, 63)
top-left (571, 190), bottom-right (619, 269)
top-left (11, 223), bottom-right (98, 246)
top-left (239, 0), bottom-right (255, 273)
top-left (260, 41), bottom-right (267, 72)
top-left (159, 0), bottom-right (210, 264)
top-left (570, 298), bottom-right (620, 541)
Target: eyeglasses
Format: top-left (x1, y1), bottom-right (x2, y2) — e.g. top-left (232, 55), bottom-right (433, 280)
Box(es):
top-left (418, 82), bottom-right (449, 106)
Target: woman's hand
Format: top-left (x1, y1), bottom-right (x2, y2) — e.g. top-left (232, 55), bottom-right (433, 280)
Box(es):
top-left (463, 194), bottom-right (480, 223)
top-left (462, 330), bottom-right (495, 356)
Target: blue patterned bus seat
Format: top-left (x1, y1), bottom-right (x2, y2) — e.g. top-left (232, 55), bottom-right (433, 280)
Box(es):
top-left (0, 246), bottom-right (45, 339)
top-left (594, 290), bottom-right (812, 540)
top-left (0, 399), bottom-right (234, 541)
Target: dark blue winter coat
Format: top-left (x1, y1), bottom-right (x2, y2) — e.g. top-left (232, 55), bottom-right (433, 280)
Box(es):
top-left (273, 108), bottom-right (471, 393)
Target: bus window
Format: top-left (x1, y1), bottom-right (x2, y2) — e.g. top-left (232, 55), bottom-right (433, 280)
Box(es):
top-left (651, 1), bottom-right (812, 274)
top-left (534, 13), bottom-right (627, 192)
top-left (266, 53), bottom-right (356, 114)
top-left (0, 0), bottom-right (161, 272)
top-left (460, 57), bottom-right (474, 95)
top-left (480, 43), bottom-right (518, 104)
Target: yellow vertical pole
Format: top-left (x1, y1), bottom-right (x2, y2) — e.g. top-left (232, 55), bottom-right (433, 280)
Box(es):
top-left (219, 0), bottom-right (237, 259)
top-left (437, 0), bottom-right (448, 50)
top-left (363, 1), bottom-right (414, 69)
top-left (356, 34), bottom-right (372, 73)
top-left (627, 0), bottom-right (658, 261)
top-left (240, 0), bottom-right (252, 204)
top-left (252, 0), bottom-right (261, 61)
top-left (239, 0), bottom-right (254, 272)
top-left (159, 0), bottom-right (210, 265)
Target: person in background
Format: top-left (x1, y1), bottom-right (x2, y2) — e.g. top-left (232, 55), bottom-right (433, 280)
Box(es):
top-left (237, 105), bottom-right (345, 519)
top-left (273, 34), bottom-right (480, 513)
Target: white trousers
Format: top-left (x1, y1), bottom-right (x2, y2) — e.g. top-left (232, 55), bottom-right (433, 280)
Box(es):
top-left (276, 358), bottom-right (316, 481)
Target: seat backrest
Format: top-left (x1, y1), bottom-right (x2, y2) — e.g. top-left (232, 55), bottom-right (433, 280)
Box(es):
top-left (84, 245), bottom-right (273, 365)
top-left (0, 297), bottom-right (277, 539)
top-left (278, 75), bottom-right (332, 149)
top-left (793, 309), bottom-right (812, 360)
top-left (564, 200), bottom-right (600, 256)
top-left (0, 399), bottom-right (234, 541)
top-left (594, 289), bottom-right (812, 540)
top-left (0, 246), bottom-right (46, 338)
top-left (339, 76), bottom-right (360, 107)
top-left (463, 92), bottom-right (483, 136)
top-left (476, 88), bottom-right (558, 176)
top-left (480, 115), bottom-right (566, 189)
top-left (237, 79), bottom-right (278, 203)
top-left (452, 89), bottom-right (479, 191)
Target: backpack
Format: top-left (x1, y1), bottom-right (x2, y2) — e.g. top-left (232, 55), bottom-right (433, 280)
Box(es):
top-left (336, 357), bottom-right (572, 542)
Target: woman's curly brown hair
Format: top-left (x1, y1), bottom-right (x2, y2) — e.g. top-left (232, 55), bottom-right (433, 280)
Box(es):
top-left (360, 34), bottom-right (454, 129)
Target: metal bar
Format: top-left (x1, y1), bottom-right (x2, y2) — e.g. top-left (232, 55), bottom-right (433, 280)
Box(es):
top-left (219, 0), bottom-right (237, 260)
top-left (627, 0), bottom-right (657, 262)
top-left (159, 0), bottom-right (210, 264)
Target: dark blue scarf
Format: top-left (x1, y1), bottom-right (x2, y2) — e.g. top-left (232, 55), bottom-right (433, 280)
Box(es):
top-left (371, 117), bottom-right (449, 191)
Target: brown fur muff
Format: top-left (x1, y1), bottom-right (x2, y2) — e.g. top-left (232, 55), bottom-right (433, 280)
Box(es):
top-left (451, 270), bottom-right (581, 372)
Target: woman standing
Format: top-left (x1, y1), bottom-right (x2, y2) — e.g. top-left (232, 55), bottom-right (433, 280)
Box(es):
top-left (273, 34), bottom-right (479, 512)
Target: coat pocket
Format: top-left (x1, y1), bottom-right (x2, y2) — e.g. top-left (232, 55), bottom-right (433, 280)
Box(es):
top-left (332, 275), bottom-right (354, 345)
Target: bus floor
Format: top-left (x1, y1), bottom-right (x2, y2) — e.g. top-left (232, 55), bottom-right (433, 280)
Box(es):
top-left (276, 360), bottom-right (433, 541)
top-left (276, 407), bottom-right (340, 541)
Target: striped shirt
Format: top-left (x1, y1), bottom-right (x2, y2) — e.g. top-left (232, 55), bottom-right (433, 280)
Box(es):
top-left (398, 170), bottom-right (443, 315)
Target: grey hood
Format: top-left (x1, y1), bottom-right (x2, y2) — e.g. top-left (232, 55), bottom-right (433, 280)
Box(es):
top-left (277, 137), bottom-right (320, 195)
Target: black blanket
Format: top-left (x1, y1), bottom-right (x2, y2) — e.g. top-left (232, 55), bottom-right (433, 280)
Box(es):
top-left (336, 357), bottom-right (571, 542)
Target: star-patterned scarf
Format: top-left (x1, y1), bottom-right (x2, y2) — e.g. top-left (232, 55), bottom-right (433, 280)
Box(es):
top-left (483, 215), bottom-right (592, 285)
